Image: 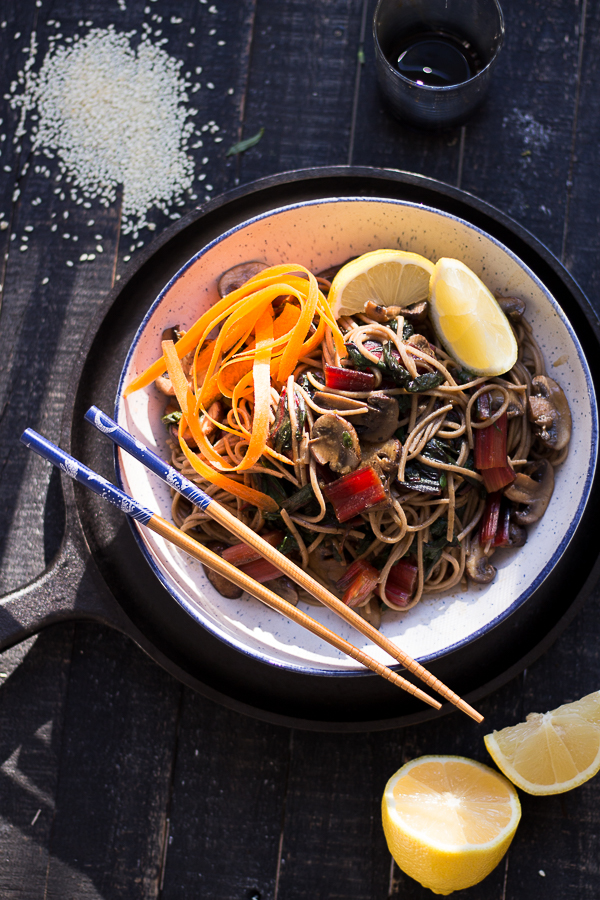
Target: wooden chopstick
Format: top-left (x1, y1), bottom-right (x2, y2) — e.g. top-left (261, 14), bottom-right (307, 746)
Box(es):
top-left (20, 427), bottom-right (442, 711)
top-left (86, 407), bottom-right (483, 724)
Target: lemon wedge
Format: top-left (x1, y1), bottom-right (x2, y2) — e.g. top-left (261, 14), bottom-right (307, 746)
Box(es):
top-left (429, 258), bottom-right (518, 376)
top-left (328, 249), bottom-right (434, 318)
top-left (484, 691), bottom-right (600, 796)
top-left (382, 756), bottom-right (521, 895)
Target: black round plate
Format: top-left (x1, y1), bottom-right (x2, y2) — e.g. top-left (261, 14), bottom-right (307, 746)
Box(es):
top-left (62, 166), bottom-right (600, 731)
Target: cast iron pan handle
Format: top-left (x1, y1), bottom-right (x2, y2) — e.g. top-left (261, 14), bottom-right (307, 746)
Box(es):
top-left (0, 478), bottom-right (135, 652)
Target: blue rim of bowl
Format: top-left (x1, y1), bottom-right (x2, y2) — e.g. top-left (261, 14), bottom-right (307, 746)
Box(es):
top-left (115, 196), bottom-right (598, 677)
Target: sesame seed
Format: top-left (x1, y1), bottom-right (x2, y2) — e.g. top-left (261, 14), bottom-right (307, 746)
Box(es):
top-left (42, 276), bottom-right (49, 284)
top-left (9, 27), bottom-right (217, 236)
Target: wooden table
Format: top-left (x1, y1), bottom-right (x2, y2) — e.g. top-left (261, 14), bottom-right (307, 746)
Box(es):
top-left (1, 0), bottom-right (599, 897)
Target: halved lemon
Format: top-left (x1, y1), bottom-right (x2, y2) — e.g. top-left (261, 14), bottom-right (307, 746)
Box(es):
top-left (382, 755), bottom-right (521, 896)
top-left (484, 690), bottom-right (600, 796)
top-left (429, 258), bottom-right (518, 376)
top-left (328, 249), bottom-right (434, 318)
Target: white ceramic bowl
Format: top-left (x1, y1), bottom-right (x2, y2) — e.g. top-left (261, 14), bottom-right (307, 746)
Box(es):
top-left (115, 197), bottom-right (597, 674)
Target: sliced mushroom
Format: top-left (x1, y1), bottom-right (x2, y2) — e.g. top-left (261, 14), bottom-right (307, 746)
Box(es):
top-left (362, 300), bottom-right (429, 326)
top-left (155, 373), bottom-right (176, 396)
top-left (200, 400), bottom-right (224, 441)
top-left (217, 261), bottom-right (268, 298)
top-left (307, 541), bottom-right (348, 597)
top-left (496, 295), bottom-right (526, 321)
top-left (202, 542), bottom-right (243, 599)
top-left (489, 387), bottom-right (525, 418)
top-left (269, 576), bottom-right (299, 606)
top-left (466, 540), bottom-right (496, 584)
top-left (356, 598), bottom-right (382, 629)
top-left (310, 414), bottom-right (361, 475)
top-left (504, 458), bottom-right (554, 524)
top-left (360, 439), bottom-right (402, 486)
top-left (406, 333), bottom-right (436, 358)
top-left (528, 375), bottom-right (572, 450)
top-left (355, 392), bottom-right (400, 443)
top-left (507, 522), bottom-right (527, 548)
top-left (317, 258), bottom-right (357, 283)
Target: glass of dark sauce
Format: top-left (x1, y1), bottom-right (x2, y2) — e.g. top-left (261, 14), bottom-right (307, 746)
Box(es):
top-left (373, 0), bottom-right (504, 129)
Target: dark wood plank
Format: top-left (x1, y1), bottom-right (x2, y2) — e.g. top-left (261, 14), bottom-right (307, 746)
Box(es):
top-left (562, 0), bottom-right (600, 308)
top-left (275, 730), bottom-right (390, 900)
top-left (352, 0), bottom-right (463, 187)
top-left (0, 627), bottom-right (73, 900)
top-left (161, 694), bottom-right (290, 900)
top-left (459, 0), bottom-right (582, 258)
top-left (44, 625), bottom-right (180, 900)
top-left (238, 0), bottom-right (365, 183)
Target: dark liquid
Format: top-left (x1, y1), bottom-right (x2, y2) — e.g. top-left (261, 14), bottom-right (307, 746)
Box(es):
top-left (390, 31), bottom-right (481, 87)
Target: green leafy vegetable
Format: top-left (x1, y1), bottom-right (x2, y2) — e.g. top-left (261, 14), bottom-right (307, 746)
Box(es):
top-left (162, 410), bottom-right (182, 425)
top-left (226, 127), bottom-right (264, 157)
top-left (406, 371), bottom-right (445, 393)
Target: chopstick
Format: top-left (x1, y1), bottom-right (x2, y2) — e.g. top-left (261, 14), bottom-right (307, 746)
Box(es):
top-left (86, 407), bottom-right (483, 724)
top-left (20, 427), bottom-right (442, 711)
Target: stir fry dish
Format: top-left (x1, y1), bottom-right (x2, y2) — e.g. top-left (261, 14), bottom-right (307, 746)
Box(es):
top-left (124, 252), bottom-right (572, 628)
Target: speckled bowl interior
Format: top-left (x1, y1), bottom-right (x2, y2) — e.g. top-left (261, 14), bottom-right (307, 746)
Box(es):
top-left (115, 198), bottom-right (597, 674)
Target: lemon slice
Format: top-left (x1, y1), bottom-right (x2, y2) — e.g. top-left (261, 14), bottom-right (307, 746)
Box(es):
top-left (484, 691), bottom-right (600, 796)
top-left (429, 258), bottom-right (518, 376)
top-left (382, 756), bottom-right (521, 896)
top-left (328, 249), bottom-right (435, 318)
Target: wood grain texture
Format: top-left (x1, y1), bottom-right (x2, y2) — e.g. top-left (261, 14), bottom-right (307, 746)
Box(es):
top-left (239, 0), bottom-right (365, 182)
top-left (161, 694), bottom-right (289, 900)
top-left (0, 628), bottom-right (72, 900)
top-left (44, 625), bottom-right (180, 900)
top-left (1, 0), bottom-right (600, 897)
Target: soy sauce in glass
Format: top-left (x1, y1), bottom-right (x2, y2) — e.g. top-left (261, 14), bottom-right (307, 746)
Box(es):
top-left (390, 31), bottom-right (482, 87)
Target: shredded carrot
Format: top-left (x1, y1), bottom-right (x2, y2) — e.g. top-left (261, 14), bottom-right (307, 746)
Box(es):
top-left (125, 263), bottom-right (346, 509)
top-left (238, 305), bottom-right (273, 471)
top-left (177, 418), bottom-right (278, 513)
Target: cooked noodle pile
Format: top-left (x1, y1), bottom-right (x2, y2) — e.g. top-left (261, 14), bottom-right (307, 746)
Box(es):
top-left (126, 261), bottom-right (571, 627)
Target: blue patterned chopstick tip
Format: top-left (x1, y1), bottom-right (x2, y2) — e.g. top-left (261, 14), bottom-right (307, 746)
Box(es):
top-left (20, 428), bottom-right (154, 525)
top-left (85, 406), bottom-right (211, 512)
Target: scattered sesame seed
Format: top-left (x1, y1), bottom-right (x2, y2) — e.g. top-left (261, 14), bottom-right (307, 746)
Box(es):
top-left (96, 244), bottom-right (103, 252)
top-left (80, 253), bottom-right (88, 261)
top-left (20, 245), bottom-right (28, 251)
top-left (10, 27), bottom-right (215, 235)
top-left (42, 276), bottom-right (49, 284)
top-left (66, 260), bottom-right (73, 266)
top-left (123, 255), bottom-right (131, 261)
top-left (539, 871), bottom-right (546, 877)
top-left (62, 233), bottom-right (70, 239)
top-left (0, 221), bottom-right (7, 230)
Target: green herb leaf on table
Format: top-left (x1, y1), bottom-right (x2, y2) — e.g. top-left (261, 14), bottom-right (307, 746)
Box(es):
top-left (226, 127), bottom-right (265, 157)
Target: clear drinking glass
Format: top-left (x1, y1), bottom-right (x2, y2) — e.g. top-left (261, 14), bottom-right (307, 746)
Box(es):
top-left (373, 0), bottom-right (505, 129)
